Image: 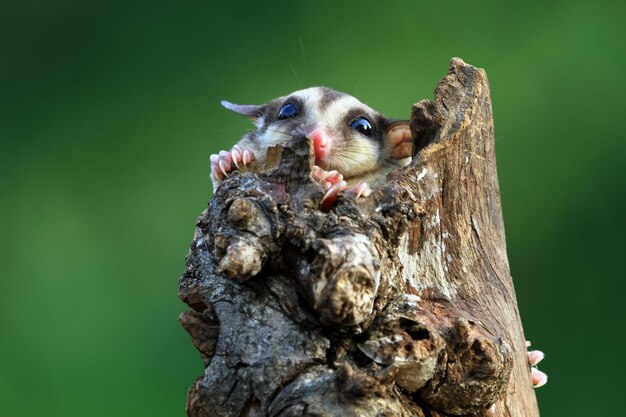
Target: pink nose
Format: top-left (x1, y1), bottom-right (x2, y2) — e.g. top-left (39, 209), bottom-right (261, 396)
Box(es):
top-left (309, 127), bottom-right (329, 160)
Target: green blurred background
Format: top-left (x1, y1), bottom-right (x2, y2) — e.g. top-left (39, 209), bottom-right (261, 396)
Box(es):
top-left (1, 1), bottom-right (624, 416)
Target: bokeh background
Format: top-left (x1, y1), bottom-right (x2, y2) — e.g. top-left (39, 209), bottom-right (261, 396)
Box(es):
top-left (1, 1), bottom-right (624, 416)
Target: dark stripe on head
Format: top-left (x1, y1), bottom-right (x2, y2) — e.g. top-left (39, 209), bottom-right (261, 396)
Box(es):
top-left (256, 98), bottom-right (283, 136)
top-left (318, 87), bottom-right (347, 111)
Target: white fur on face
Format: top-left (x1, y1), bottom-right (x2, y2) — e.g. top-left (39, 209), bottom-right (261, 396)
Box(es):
top-left (322, 94), bottom-right (380, 175)
top-left (254, 87), bottom-right (383, 179)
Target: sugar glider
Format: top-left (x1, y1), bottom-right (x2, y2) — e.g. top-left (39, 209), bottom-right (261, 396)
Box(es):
top-left (210, 87), bottom-right (547, 388)
top-left (210, 86), bottom-right (413, 203)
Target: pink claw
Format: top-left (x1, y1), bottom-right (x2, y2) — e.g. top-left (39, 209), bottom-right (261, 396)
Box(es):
top-left (531, 367), bottom-right (548, 388)
top-left (348, 182), bottom-right (371, 199)
top-left (231, 145), bottom-right (243, 169)
top-left (210, 154), bottom-right (223, 179)
top-left (322, 180), bottom-right (348, 204)
top-left (242, 150), bottom-right (255, 166)
top-left (218, 150), bottom-right (232, 177)
top-left (527, 350), bottom-right (544, 367)
top-left (312, 165), bottom-right (344, 185)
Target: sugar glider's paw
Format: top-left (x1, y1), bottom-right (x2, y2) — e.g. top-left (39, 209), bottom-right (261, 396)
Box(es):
top-left (210, 145), bottom-right (256, 191)
top-left (526, 341), bottom-right (547, 388)
top-left (313, 165), bottom-right (346, 211)
top-left (313, 166), bottom-right (371, 211)
top-left (312, 166), bottom-right (344, 187)
top-left (348, 182), bottom-right (372, 199)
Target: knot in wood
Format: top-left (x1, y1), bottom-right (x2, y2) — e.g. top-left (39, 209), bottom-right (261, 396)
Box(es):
top-left (227, 197), bottom-right (255, 227)
top-left (420, 317), bottom-right (514, 415)
top-left (317, 265), bottom-right (375, 326)
top-left (227, 197), bottom-right (271, 236)
top-left (358, 296), bottom-right (446, 393)
top-left (217, 237), bottom-right (265, 282)
top-left (303, 234), bottom-right (380, 327)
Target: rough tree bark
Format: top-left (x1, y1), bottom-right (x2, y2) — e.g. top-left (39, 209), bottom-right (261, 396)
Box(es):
top-left (179, 58), bottom-right (540, 417)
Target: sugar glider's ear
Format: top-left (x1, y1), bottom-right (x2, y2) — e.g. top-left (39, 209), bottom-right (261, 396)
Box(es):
top-left (384, 120), bottom-right (413, 159)
top-left (221, 100), bottom-right (264, 125)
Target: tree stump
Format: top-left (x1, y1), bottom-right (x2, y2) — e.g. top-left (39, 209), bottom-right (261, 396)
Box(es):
top-left (179, 58), bottom-right (540, 417)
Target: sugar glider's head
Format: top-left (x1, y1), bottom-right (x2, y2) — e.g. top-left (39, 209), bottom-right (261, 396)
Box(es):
top-left (221, 87), bottom-right (412, 179)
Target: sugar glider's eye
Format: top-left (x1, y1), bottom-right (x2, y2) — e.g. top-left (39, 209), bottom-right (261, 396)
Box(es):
top-left (350, 117), bottom-right (373, 137)
top-left (277, 102), bottom-right (299, 120)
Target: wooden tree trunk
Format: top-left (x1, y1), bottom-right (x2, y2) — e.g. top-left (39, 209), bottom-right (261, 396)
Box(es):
top-left (179, 58), bottom-right (540, 417)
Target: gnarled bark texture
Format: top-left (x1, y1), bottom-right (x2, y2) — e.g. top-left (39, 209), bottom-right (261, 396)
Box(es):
top-left (179, 58), bottom-right (540, 417)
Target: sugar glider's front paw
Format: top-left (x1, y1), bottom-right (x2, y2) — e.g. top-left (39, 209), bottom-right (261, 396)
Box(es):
top-left (312, 165), bottom-right (346, 211)
top-left (210, 145), bottom-right (256, 191)
top-left (313, 166), bottom-right (372, 211)
top-left (321, 179), bottom-right (372, 204)
top-left (526, 341), bottom-right (547, 388)
top-left (347, 182), bottom-right (372, 199)
top-left (312, 166), bottom-right (344, 187)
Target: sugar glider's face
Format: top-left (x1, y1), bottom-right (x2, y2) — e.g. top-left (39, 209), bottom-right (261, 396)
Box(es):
top-left (222, 87), bottom-right (411, 179)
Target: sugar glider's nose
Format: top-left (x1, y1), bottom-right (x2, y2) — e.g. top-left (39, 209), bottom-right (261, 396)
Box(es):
top-left (308, 127), bottom-right (330, 160)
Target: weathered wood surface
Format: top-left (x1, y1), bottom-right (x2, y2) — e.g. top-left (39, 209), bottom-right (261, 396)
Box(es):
top-left (179, 58), bottom-right (539, 417)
